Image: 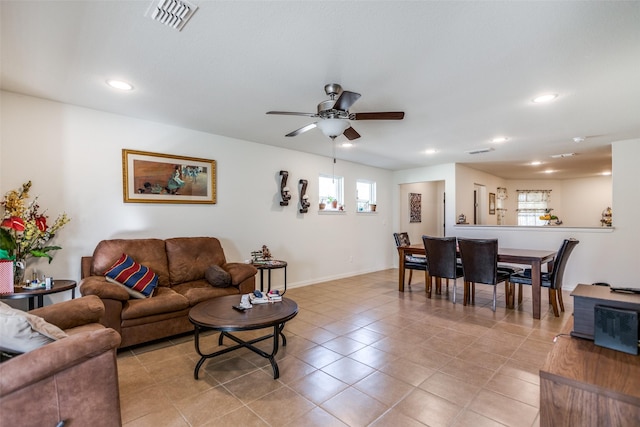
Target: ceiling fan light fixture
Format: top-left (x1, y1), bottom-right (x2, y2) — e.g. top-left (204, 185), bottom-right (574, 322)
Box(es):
top-left (317, 119), bottom-right (350, 138)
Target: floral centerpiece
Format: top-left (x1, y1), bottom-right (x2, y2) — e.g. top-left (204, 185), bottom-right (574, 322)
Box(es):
top-left (0, 181), bottom-right (70, 284)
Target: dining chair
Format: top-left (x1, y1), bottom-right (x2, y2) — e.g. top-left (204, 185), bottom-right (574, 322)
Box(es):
top-left (510, 238), bottom-right (579, 317)
top-left (393, 232), bottom-right (427, 288)
top-left (422, 235), bottom-right (464, 302)
top-left (457, 238), bottom-right (512, 312)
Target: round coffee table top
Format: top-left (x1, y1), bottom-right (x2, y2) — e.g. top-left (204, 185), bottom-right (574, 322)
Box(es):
top-left (251, 260), bottom-right (287, 270)
top-left (189, 294), bottom-right (298, 332)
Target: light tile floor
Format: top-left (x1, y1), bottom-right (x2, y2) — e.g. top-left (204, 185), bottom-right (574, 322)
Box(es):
top-left (118, 269), bottom-right (572, 427)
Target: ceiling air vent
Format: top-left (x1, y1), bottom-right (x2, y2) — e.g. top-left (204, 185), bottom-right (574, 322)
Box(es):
top-left (147, 0), bottom-right (198, 31)
top-left (466, 147), bottom-right (494, 155)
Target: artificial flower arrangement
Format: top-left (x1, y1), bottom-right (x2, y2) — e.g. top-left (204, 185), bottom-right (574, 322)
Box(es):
top-left (0, 181), bottom-right (70, 263)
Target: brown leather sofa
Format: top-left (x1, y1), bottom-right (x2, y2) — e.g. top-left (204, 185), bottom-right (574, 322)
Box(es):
top-left (0, 296), bottom-right (122, 427)
top-left (80, 237), bottom-right (257, 348)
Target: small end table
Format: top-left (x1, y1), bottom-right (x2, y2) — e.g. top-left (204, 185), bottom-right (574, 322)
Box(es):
top-left (252, 260), bottom-right (287, 294)
top-left (0, 280), bottom-right (77, 310)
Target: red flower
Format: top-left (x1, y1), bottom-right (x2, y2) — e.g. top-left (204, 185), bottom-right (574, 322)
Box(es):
top-left (1, 216), bottom-right (25, 231)
top-left (35, 216), bottom-right (47, 232)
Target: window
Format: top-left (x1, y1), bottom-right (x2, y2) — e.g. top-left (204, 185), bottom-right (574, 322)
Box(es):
top-left (516, 190), bottom-right (551, 226)
top-left (318, 174), bottom-right (344, 210)
top-left (356, 179), bottom-right (376, 212)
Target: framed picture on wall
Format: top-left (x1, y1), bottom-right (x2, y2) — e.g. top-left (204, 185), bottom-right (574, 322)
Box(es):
top-left (489, 192), bottom-right (496, 215)
top-left (409, 192), bottom-right (421, 223)
top-left (122, 149), bottom-right (216, 204)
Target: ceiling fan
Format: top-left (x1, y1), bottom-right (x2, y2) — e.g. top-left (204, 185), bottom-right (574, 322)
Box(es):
top-left (267, 83), bottom-right (404, 141)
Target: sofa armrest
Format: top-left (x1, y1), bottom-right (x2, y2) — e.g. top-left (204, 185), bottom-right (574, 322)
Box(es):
top-left (0, 328), bottom-right (121, 398)
top-left (224, 262), bottom-right (258, 285)
top-left (80, 276), bottom-right (130, 301)
top-left (30, 295), bottom-right (105, 330)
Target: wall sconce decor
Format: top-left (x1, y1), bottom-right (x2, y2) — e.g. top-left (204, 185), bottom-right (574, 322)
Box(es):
top-left (299, 179), bottom-right (310, 213)
top-left (279, 170), bottom-right (291, 206)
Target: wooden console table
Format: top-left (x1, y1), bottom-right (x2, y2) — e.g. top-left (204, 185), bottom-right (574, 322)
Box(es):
top-left (539, 318), bottom-right (640, 426)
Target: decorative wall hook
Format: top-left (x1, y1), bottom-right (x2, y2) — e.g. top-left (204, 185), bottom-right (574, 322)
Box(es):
top-left (299, 179), bottom-right (310, 213)
top-left (279, 170), bottom-right (291, 206)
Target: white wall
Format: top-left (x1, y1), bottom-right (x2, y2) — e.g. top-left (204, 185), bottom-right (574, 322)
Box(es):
top-left (560, 176), bottom-right (612, 227)
top-left (398, 181), bottom-right (442, 244)
top-left (455, 165), bottom-right (507, 226)
top-left (0, 92), bottom-right (394, 306)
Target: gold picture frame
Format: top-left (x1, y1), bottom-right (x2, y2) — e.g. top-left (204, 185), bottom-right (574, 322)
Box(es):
top-left (122, 149), bottom-right (216, 204)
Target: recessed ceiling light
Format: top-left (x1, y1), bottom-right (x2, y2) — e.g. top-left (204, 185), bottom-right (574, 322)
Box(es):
top-left (424, 149), bottom-right (437, 155)
top-left (341, 142), bottom-right (353, 148)
top-left (106, 79), bottom-right (134, 91)
top-left (491, 137), bottom-right (508, 143)
top-left (532, 93), bottom-right (558, 103)
top-left (530, 161), bottom-right (542, 166)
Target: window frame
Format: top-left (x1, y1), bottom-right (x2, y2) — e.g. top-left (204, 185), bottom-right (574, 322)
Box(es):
top-left (356, 179), bottom-right (377, 212)
top-left (318, 174), bottom-right (344, 211)
top-left (516, 190), bottom-right (552, 226)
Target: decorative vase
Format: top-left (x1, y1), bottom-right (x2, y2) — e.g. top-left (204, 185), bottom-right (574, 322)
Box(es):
top-left (370, 204), bottom-right (377, 212)
top-left (331, 200), bottom-right (338, 209)
top-left (13, 259), bottom-right (25, 286)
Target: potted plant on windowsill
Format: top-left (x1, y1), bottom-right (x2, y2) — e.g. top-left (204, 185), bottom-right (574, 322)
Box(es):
top-left (327, 196), bottom-right (338, 209)
top-left (319, 199), bottom-right (326, 210)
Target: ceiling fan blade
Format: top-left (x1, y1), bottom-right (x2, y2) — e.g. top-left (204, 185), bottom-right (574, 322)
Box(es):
top-left (343, 126), bottom-right (361, 140)
top-left (333, 91), bottom-right (361, 111)
top-left (350, 112), bottom-right (405, 120)
top-left (267, 111), bottom-right (318, 117)
top-left (286, 122), bottom-right (317, 137)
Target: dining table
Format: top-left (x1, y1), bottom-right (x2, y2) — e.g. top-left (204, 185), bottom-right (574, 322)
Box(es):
top-left (397, 244), bottom-right (557, 319)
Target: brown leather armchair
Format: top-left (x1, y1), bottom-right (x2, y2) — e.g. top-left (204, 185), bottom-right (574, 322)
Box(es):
top-left (0, 296), bottom-right (122, 427)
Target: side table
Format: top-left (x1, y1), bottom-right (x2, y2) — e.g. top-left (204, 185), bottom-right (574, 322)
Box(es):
top-left (0, 280), bottom-right (77, 310)
top-left (252, 260), bottom-right (287, 294)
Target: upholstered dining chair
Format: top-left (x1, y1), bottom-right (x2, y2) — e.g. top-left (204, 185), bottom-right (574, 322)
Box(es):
top-left (510, 238), bottom-right (579, 317)
top-left (422, 236), bottom-right (464, 302)
top-left (457, 238), bottom-right (513, 312)
top-left (393, 232), bottom-right (427, 289)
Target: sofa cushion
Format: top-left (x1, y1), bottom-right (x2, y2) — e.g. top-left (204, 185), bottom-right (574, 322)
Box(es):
top-left (166, 237), bottom-right (227, 285)
top-left (90, 239), bottom-right (171, 287)
top-left (205, 265), bottom-right (232, 288)
top-left (172, 281), bottom-right (240, 306)
top-left (0, 301), bottom-right (68, 353)
top-left (120, 287), bottom-right (189, 320)
top-left (104, 253), bottom-right (158, 298)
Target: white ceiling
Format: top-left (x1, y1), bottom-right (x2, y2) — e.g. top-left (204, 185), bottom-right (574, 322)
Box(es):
top-left (2, 1), bottom-right (639, 179)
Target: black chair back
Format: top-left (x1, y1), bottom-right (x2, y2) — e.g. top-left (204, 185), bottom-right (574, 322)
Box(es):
top-left (422, 236), bottom-right (458, 280)
top-left (549, 238), bottom-right (579, 290)
top-left (393, 232), bottom-right (411, 247)
top-left (457, 238), bottom-right (499, 285)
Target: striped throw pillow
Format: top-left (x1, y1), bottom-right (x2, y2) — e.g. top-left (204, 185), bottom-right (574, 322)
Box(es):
top-left (104, 253), bottom-right (158, 299)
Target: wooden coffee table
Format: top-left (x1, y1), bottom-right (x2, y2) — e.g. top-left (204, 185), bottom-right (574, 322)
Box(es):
top-left (189, 294), bottom-right (298, 380)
